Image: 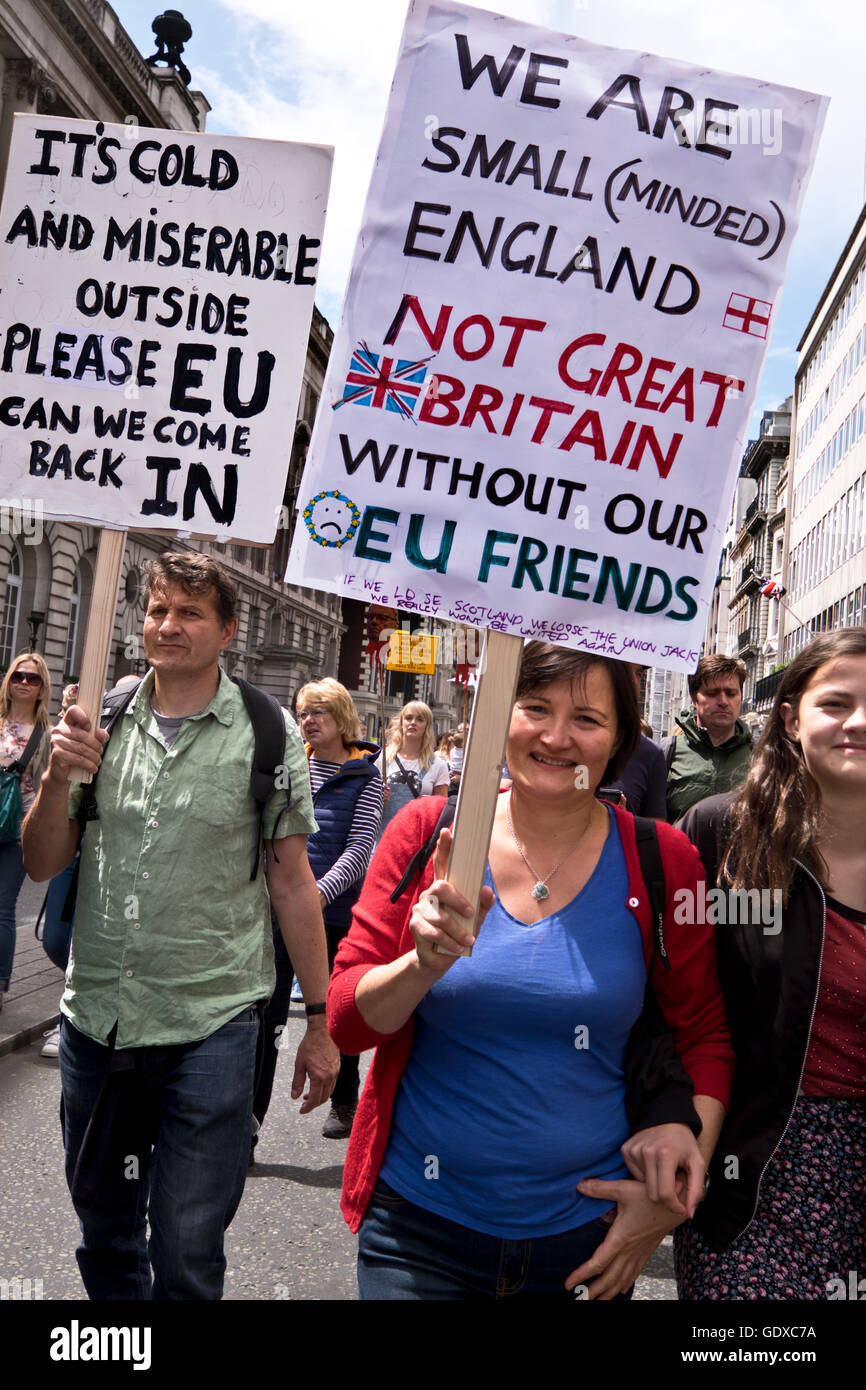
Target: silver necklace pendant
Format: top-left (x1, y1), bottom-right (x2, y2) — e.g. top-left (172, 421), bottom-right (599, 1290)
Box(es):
top-left (531, 883), bottom-right (550, 901)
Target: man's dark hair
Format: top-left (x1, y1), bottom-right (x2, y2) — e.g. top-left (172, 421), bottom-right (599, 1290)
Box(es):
top-left (144, 552), bottom-right (237, 625)
top-left (687, 654), bottom-right (747, 702)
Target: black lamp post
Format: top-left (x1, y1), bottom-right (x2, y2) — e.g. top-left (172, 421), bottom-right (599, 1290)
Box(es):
top-left (146, 11), bottom-right (193, 87)
top-left (27, 610), bottom-right (45, 651)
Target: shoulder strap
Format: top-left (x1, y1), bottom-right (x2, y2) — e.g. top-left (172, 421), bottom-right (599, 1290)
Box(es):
top-left (389, 799), bottom-right (456, 903)
top-left (632, 814), bottom-right (670, 971)
top-left (393, 753), bottom-right (421, 797)
top-left (76, 681), bottom-right (142, 828)
top-left (231, 675), bottom-right (289, 879)
top-left (9, 723), bottom-right (45, 774)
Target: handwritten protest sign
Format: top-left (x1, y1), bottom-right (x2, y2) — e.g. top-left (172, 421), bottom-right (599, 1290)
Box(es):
top-left (286, 0), bottom-right (826, 671)
top-left (387, 630), bottom-right (439, 673)
top-left (0, 116), bottom-right (332, 542)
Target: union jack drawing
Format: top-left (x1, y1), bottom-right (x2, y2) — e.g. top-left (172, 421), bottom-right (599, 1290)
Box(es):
top-left (334, 341), bottom-right (434, 421)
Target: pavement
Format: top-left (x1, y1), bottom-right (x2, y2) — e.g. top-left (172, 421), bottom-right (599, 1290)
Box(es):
top-left (0, 877), bottom-right (65, 1059)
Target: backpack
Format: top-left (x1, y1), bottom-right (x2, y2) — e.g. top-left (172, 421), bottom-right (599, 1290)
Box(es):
top-left (61, 674), bottom-right (291, 923)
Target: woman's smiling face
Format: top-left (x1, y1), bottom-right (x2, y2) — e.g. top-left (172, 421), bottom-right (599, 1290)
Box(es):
top-left (782, 655), bottom-right (866, 798)
top-left (506, 666), bottom-right (620, 799)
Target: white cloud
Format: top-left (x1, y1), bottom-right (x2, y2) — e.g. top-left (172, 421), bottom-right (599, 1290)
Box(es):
top-left (201, 0), bottom-right (566, 316)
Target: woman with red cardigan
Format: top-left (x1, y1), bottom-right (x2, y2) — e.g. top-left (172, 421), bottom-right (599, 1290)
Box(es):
top-left (328, 643), bottom-right (734, 1300)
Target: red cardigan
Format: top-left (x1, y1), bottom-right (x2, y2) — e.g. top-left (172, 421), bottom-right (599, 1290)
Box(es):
top-left (328, 795), bottom-right (734, 1233)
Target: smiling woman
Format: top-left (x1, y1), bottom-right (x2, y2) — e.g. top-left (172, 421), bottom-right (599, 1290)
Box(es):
top-left (328, 640), bottom-right (734, 1301)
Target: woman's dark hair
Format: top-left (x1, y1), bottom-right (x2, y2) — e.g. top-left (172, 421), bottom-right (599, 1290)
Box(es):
top-left (516, 641), bottom-right (641, 786)
top-left (721, 627), bottom-right (866, 898)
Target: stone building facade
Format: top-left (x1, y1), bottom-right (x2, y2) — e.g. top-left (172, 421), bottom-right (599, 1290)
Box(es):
top-left (727, 399), bottom-right (791, 714)
top-left (0, 0), bottom-right (344, 713)
top-left (782, 202), bottom-right (866, 664)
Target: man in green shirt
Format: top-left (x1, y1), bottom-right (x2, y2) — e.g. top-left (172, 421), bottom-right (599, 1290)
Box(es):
top-left (23, 552), bottom-right (338, 1300)
top-left (662, 655), bottom-right (753, 823)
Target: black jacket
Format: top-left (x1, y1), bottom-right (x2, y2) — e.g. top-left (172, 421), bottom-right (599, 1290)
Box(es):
top-left (677, 792), bottom-right (826, 1252)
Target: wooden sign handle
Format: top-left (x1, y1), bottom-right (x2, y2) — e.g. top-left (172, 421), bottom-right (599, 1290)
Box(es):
top-left (71, 528), bottom-right (127, 785)
top-left (445, 629), bottom-right (523, 952)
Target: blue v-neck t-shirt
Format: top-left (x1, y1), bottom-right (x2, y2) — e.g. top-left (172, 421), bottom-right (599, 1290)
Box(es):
top-left (379, 806), bottom-right (647, 1238)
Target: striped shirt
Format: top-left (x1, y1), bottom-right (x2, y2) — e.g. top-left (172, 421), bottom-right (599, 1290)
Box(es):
top-left (308, 756), bottom-right (384, 904)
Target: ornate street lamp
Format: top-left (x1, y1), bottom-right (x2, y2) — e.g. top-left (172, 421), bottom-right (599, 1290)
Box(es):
top-left (146, 11), bottom-right (193, 88)
top-left (27, 610), bottom-right (45, 651)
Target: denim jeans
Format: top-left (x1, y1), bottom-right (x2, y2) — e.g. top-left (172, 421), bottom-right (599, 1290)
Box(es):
top-left (0, 839), bottom-right (27, 985)
top-left (59, 1010), bottom-right (259, 1300)
top-left (357, 1181), bottom-right (634, 1300)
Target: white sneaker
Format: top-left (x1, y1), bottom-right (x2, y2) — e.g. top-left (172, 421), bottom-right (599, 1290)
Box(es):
top-left (41, 1024), bottom-right (61, 1058)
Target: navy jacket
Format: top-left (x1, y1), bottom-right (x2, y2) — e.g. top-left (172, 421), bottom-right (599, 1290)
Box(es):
top-left (308, 741), bottom-right (381, 928)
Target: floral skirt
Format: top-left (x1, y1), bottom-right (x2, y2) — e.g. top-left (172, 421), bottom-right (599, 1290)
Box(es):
top-left (674, 1097), bottom-right (866, 1300)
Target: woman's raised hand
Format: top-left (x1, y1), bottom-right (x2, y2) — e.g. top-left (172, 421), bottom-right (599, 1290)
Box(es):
top-left (410, 826), bottom-right (495, 972)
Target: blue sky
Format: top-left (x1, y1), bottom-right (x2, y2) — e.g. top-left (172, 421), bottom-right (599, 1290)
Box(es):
top-left (116, 1), bottom-right (865, 436)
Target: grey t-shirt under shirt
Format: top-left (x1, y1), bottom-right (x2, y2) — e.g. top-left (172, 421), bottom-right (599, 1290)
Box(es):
top-left (150, 706), bottom-right (186, 748)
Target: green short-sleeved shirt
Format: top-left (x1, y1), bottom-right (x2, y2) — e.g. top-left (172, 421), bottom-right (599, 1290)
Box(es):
top-left (61, 668), bottom-right (317, 1048)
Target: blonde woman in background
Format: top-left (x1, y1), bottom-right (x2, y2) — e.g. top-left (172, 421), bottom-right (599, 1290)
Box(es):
top-left (0, 652), bottom-right (51, 1005)
top-left (377, 701), bottom-right (449, 841)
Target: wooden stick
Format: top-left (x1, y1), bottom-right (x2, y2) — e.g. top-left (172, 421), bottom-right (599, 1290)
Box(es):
top-left (445, 629), bottom-right (522, 952)
top-left (72, 528), bottom-right (127, 785)
top-left (379, 662), bottom-right (387, 777)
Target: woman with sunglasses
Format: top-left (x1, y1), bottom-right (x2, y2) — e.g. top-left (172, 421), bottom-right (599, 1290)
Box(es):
top-left (0, 652), bottom-right (51, 1006)
top-left (376, 702), bottom-right (449, 842)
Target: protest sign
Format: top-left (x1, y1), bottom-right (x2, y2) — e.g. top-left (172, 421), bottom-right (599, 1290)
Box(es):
top-left (285, 0), bottom-right (827, 933)
top-left (0, 116), bottom-right (332, 542)
top-left (387, 630), bottom-right (439, 673)
top-left (286, 0), bottom-right (826, 674)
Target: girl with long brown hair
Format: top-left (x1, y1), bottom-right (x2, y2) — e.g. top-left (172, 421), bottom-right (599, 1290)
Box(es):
top-left (675, 628), bottom-right (866, 1298)
top-left (0, 651), bottom-right (51, 1004)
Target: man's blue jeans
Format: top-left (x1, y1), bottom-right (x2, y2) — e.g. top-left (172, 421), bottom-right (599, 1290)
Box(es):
top-left (59, 1011), bottom-right (259, 1300)
top-left (0, 839), bottom-right (27, 985)
top-left (357, 1181), bottom-right (634, 1300)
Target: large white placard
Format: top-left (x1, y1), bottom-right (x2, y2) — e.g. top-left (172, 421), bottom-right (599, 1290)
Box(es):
top-left (286, 0), bottom-right (825, 670)
top-left (0, 116), bottom-right (332, 542)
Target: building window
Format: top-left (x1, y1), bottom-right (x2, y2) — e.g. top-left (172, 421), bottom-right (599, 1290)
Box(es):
top-left (0, 543), bottom-right (22, 666)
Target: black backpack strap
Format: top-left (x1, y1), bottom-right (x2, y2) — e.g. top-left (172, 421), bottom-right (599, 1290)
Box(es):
top-left (393, 754), bottom-right (421, 797)
top-left (75, 681), bottom-right (142, 832)
top-left (625, 813), bottom-right (701, 1136)
top-left (389, 799), bottom-right (456, 903)
top-left (632, 814), bottom-right (670, 971)
top-left (231, 676), bottom-right (290, 880)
